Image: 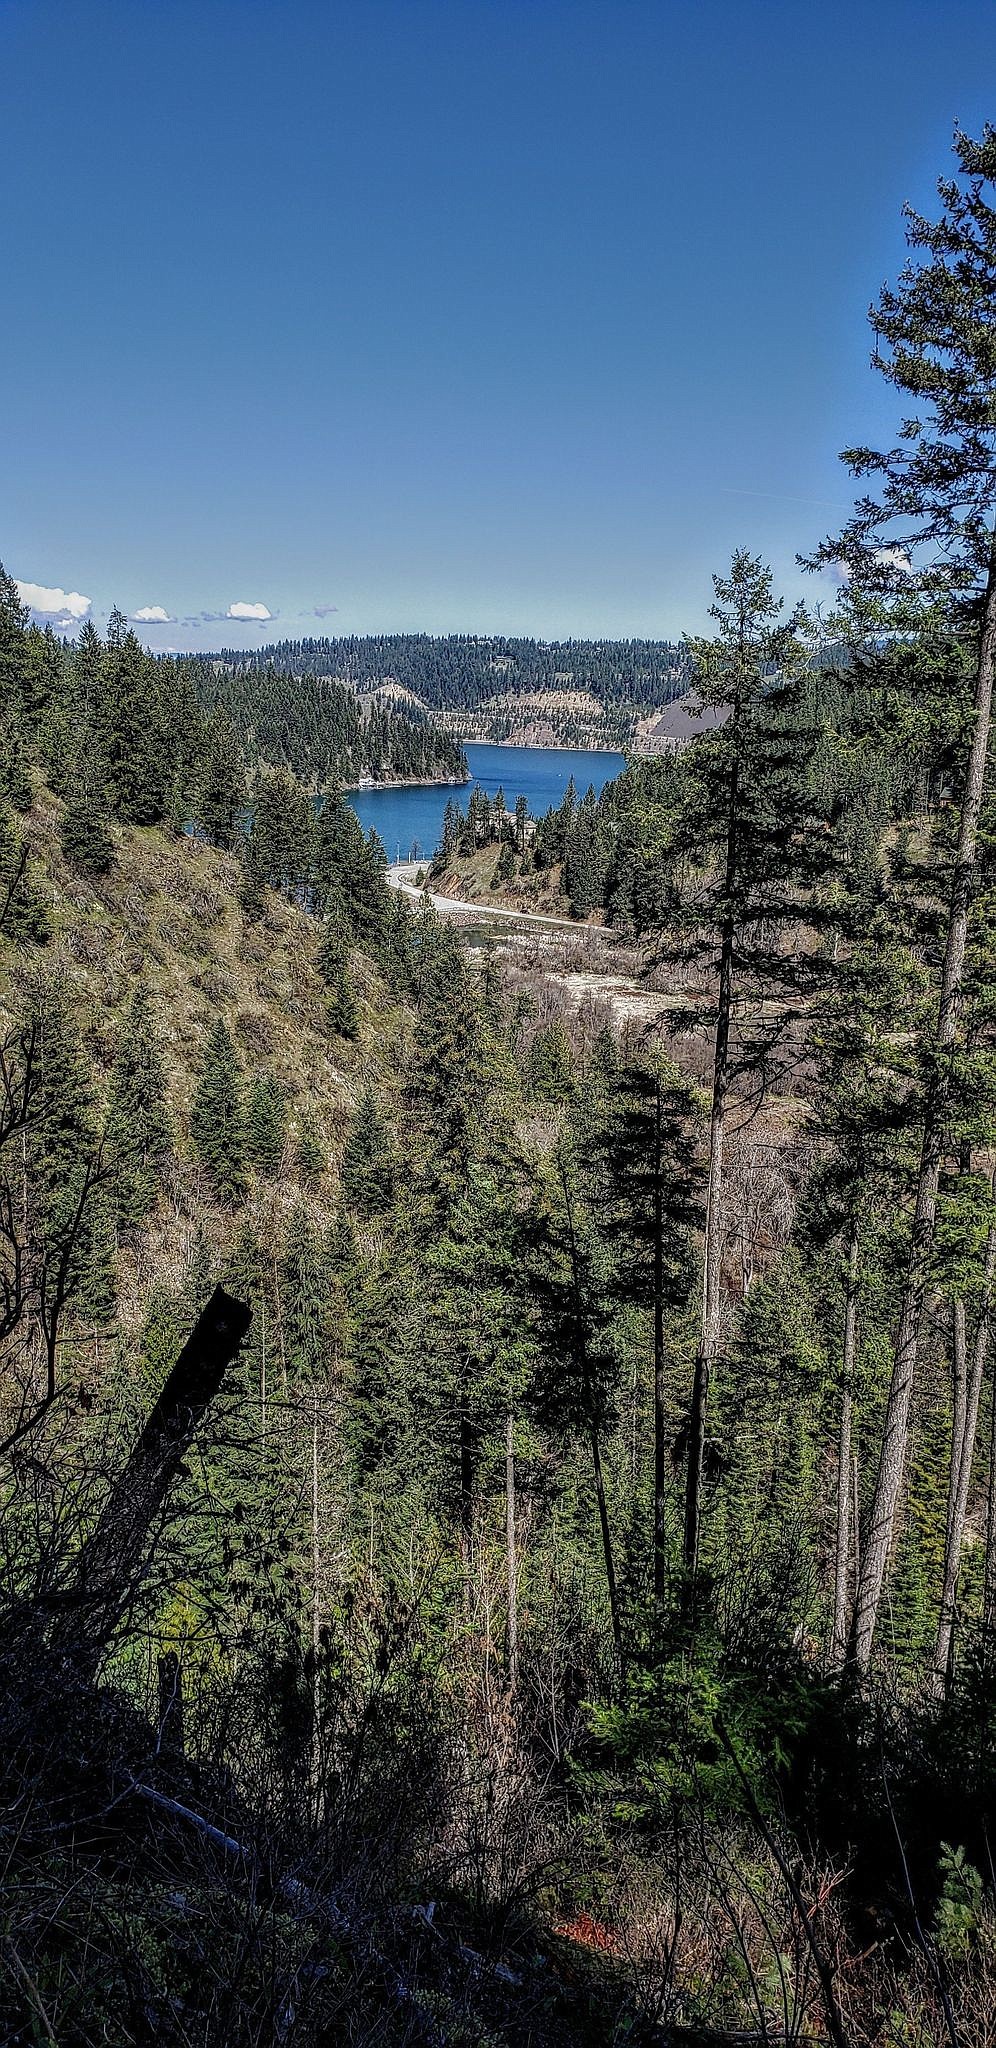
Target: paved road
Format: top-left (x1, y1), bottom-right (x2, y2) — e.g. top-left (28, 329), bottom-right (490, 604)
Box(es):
top-left (386, 862), bottom-right (614, 935)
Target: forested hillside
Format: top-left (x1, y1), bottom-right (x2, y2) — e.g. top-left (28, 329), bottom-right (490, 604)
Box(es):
top-left (206, 633), bottom-right (693, 747)
top-left (0, 600), bottom-right (468, 815)
top-left (4, 126), bottom-right (996, 2048)
top-left (188, 654), bottom-right (469, 789)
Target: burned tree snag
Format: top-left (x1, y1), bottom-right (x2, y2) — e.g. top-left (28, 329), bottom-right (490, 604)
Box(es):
top-left (48, 1285), bottom-right (251, 1665)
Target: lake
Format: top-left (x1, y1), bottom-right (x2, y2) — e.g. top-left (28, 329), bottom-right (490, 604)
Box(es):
top-left (345, 741), bottom-right (626, 863)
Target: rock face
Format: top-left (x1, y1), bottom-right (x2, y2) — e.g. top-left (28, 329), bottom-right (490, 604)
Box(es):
top-left (632, 692), bottom-right (731, 754)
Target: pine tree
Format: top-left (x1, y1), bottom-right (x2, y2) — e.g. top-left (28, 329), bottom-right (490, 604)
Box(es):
top-left (528, 1135), bottom-right (624, 1667)
top-left (22, 982), bottom-right (116, 1332)
top-left (809, 127), bottom-right (996, 1667)
top-left (106, 982), bottom-right (171, 1229)
top-left (585, 1054), bottom-right (703, 1603)
top-left (0, 803), bottom-right (50, 945)
top-left (515, 793), bottom-right (529, 854)
top-left (245, 1072), bottom-right (287, 1176)
top-left (0, 562), bottom-right (28, 716)
top-left (99, 616), bottom-right (171, 824)
top-left (60, 764), bottom-right (115, 875)
top-left (664, 553), bottom-right (824, 1591)
top-left (492, 842), bottom-right (516, 888)
top-left (526, 1019), bottom-right (575, 1104)
top-left (196, 704), bottom-right (247, 851)
top-left (317, 908), bottom-right (359, 1038)
top-left (0, 703), bottom-right (33, 810)
top-left (245, 764), bottom-right (314, 898)
top-left (340, 1082), bottom-right (395, 1221)
top-left (190, 1018), bottom-right (246, 1203)
top-left (280, 1203), bottom-right (328, 1381)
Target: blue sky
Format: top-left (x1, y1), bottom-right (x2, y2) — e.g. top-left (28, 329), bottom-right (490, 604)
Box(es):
top-left (4, 0), bottom-right (995, 649)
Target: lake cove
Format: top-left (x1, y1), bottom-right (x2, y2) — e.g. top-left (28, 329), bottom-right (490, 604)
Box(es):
top-left (345, 741), bottom-right (625, 862)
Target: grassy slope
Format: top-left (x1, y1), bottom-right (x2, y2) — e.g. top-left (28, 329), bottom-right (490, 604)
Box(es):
top-left (432, 844), bottom-right (594, 920)
top-left (3, 789), bottom-right (401, 1327)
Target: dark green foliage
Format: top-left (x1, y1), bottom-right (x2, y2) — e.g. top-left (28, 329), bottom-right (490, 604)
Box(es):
top-left (280, 1202), bottom-right (328, 1380)
top-left (21, 984), bottom-right (117, 1325)
top-left (187, 649), bottom-right (469, 786)
top-left (526, 1019), bottom-right (575, 1103)
top-left (106, 982), bottom-right (171, 1228)
top-left (196, 703), bottom-right (246, 850)
top-left (244, 1072), bottom-right (287, 1175)
top-left (317, 909), bottom-right (359, 1037)
top-left (98, 612), bottom-right (173, 824)
top-left (0, 562), bottom-right (29, 714)
top-left (0, 802), bottom-right (50, 944)
top-left (60, 766), bottom-right (115, 875)
top-left (244, 764), bottom-right (314, 897)
top-left (0, 704), bottom-right (33, 810)
top-left (492, 841), bottom-right (515, 887)
top-left (296, 1126), bottom-right (326, 1183)
top-left (190, 1018), bottom-right (246, 1203)
top-left (340, 1082), bottom-right (395, 1221)
top-left (198, 629), bottom-right (691, 750)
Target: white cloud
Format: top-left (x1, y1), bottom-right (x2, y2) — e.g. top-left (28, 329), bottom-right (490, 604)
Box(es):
top-left (132, 604), bottom-right (173, 624)
top-left (226, 600), bottom-right (272, 621)
top-left (16, 579), bottom-right (91, 620)
top-left (873, 546), bottom-right (914, 576)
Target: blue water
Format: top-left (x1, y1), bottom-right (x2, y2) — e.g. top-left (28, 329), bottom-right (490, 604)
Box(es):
top-left (345, 741), bottom-right (626, 864)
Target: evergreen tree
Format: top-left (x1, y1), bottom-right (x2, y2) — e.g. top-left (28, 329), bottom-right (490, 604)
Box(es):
top-left (21, 982), bottom-right (116, 1330)
top-left (526, 1019), bottom-right (575, 1104)
top-left (584, 1054), bottom-right (703, 1602)
top-left (340, 1082), bottom-right (395, 1221)
top-left (514, 792), bottom-right (528, 854)
top-left (0, 803), bottom-right (50, 945)
top-left (60, 764), bottom-right (115, 875)
top-left (0, 562), bottom-right (29, 716)
top-left (317, 907), bottom-right (359, 1038)
top-left (245, 764), bottom-right (314, 898)
top-left (99, 615), bottom-right (171, 824)
top-left (0, 703), bottom-right (33, 810)
top-left (245, 1072), bottom-right (287, 1175)
top-left (196, 704), bottom-right (247, 850)
top-left (190, 1018), bottom-right (246, 1202)
top-left (280, 1203), bottom-right (328, 1381)
top-left (809, 127), bottom-right (996, 1667)
top-left (528, 1134), bottom-right (624, 1666)
top-left (492, 842), bottom-right (516, 888)
top-left (106, 982), bottom-right (171, 1229)
top-left (664, 553), bottom-right (825, 1590)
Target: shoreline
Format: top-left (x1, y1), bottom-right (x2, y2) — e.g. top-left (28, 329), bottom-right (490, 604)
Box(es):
top-left (342, 773), bottom-right (470, 793)
top-left (460, 735), bottom-right (627, 759)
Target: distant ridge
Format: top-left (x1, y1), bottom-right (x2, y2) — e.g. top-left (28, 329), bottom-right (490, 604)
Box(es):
top-left (208, 632), bottom-right (694, 749)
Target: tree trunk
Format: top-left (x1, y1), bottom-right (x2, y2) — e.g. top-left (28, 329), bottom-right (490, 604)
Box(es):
top-left (588, 1414), bottom-right (623, 1669)
top-left (157, 1648), bottom-right (185, 1755)
top-left (260, 1288), bottom-right (267, 1450)
top-left (559, 1156), bottom-right (624, 1667)
top-left (947, 1297), bottom-right (969, 1554)
top-left (311, 1392), bottom-right (322, 1806)
top-left (831, 1222), bottom-right (859, 1668)
top-left (684, 890), bottom-right (734, 1581)
top-left (653, 1077), bottom-right (668, 1604)
top-left (986, 1360), bottom-right (996, 1647)
top-left (505, 1411), bottom-right (518, 1692)
top-left (850, 538), bottom-right (996, 1669)
top-left (48, 1286), bottom-right (251, 1668)
top-left (935, 1193), bottom-right (996, 1685)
